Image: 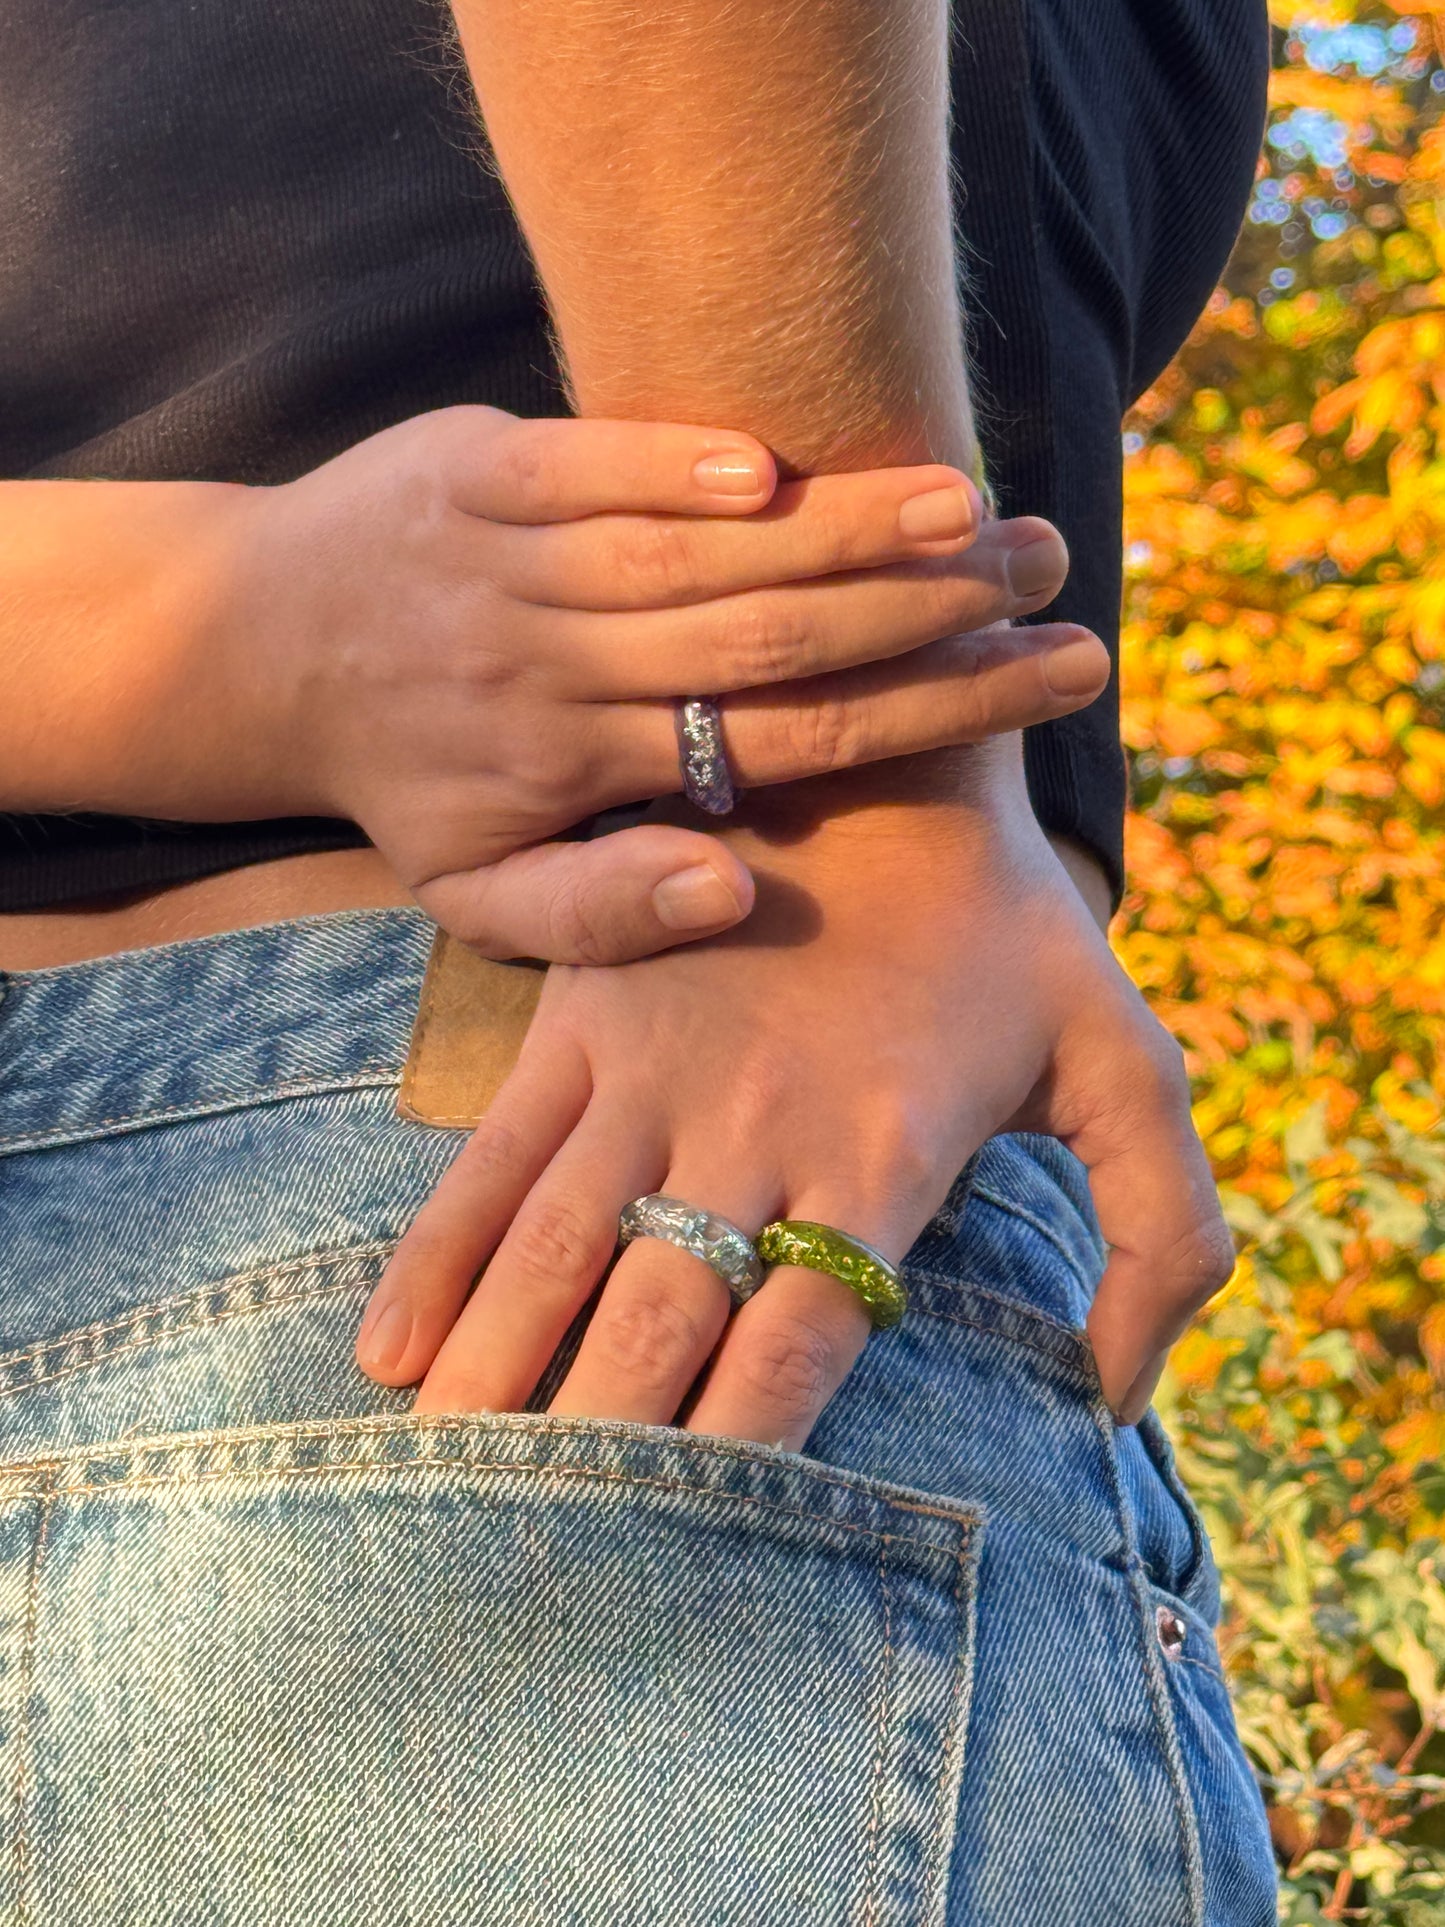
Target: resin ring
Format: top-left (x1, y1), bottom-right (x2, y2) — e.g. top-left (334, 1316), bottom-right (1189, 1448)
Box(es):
top-left (754, 1220), bottom-right (908, 1330)
top-left (675, 697), bottom-right (738, 815)
top-left (618, 1193), bottom-right (764, 1307)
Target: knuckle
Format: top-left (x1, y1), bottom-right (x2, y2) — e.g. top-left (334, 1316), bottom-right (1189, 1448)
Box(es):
top-left (714, 597), bottom-right (808, 687)
top-left (543, 878), bottom-right (613, 966)
top-left (787, 691), bottom-right (866, 775)
top-left (717, 1062), bottom-right (789, 1139)
top-left (936, 566), bottom-right (1001, 638)
top-left (612, 514), bottom-right (699, 605)
top-left (730, 1314), bottom-right (836, 1418)
top-left (514, 736), bottom-right (580, 815)
top-left (924, 643), bottom-right (990, 745)
top-left (701, 1060), bottom-right (791, 1156)
top-left (1165, 1216), bottom-right (1238, 1307)
top-left (508, 1199), bottom-right (610, 1291)
top-left (588, 1285), bottom-right (707, 1396)
top-left (475, 763), bottom-right (571, 855)
top-left (464, 1115), bottom-right (529, 1183)
top-left (491, 426), bottom-right (563, 509)
top-left (801, 499), bottom-right (855, 577)
top-left (850, 1103), bottom-right (937, 1218)
top-left (1130, 1022), bottom-right (1193, 1109)
top-left (937, 626), bottom-right (1027, 729)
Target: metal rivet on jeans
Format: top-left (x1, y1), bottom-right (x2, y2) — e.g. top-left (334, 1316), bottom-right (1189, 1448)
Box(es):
top-left (1156, 1605), bottom-right (1187, 1660)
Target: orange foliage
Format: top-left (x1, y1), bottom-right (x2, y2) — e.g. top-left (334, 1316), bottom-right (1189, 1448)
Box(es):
top-left (1117, 11), bottom-right (1445, 1909)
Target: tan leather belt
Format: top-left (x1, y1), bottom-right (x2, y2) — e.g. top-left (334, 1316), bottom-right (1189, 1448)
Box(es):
top-left (397, 929), bottom-right (546, 1129)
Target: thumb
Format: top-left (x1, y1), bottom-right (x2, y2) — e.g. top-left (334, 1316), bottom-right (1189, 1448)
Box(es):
top-left (1084, 1159), bottom-right (1236, 1428)
top-left (1033, 1016), bottom-right (1236, 1426)
top-left (414, 826), bottom-right (755, 965)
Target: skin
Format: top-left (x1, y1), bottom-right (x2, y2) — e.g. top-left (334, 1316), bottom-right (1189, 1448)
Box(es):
top-left (0, 413), bottom-right (1099, 970)
top-left (353, 0), bottom-right (1236, 1431)
top-left (361, 749), bottom-right (1231, 1444)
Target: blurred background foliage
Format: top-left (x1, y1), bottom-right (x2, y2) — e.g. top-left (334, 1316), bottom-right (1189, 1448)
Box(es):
top-left (1119, 3), bottom-right (1445, 1916)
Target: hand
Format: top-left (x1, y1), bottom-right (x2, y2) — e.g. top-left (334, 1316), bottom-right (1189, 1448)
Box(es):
top-left (233, 404), bottom-right (1107, 962)
top-left (354, 743), bottom-right (1235, 1435)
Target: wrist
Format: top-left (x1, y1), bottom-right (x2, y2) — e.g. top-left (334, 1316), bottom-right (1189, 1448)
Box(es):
top-left (652, 742), bottom-right (1113, 931)
top-left (205, 481), bottom-right (350, 822)
top-left (135, 482), bottom-right (334, 823)
top-left (644, 739), bottom-right (1051, 921)
top-left (720, 734), bottom-right (1034, 847)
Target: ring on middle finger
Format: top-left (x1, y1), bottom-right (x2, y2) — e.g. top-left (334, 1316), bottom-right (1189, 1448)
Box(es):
top-left (617, 1193), bottom-right (763, 1307)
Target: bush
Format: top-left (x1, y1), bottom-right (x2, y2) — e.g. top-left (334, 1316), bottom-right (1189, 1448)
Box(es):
top-left (1118, 6), bottom-right (1445, 1916)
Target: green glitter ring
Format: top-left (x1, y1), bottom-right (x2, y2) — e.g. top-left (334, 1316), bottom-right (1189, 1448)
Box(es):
top-left (754, 1220), bottom-right (907, 1331)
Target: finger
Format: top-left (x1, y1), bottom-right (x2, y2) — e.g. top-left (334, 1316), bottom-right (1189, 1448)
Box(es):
top-left (719, 625), bottom-right (1109, 784)
top-left (546, 1170), bottom-right (780, 1427)
top-left (590, 623), bottom-right (1109, 806)
top-left (683, 1196), bottom-right (905, 1449)
top-left (415, 828), bottom-right (756, 966)
top-left (520, 517), bottom-right (1063, 696)
top-left (354, 1034), bottom-right (592, 1386)
top-left (488, 466), bottom-right (989, 617)
top-left (1068, 1030), bottom-right (1238, 1426)
top-left (412, 1105), bottom-right (667, 1416)
top-left (437, 407), bottom-right (783, 520)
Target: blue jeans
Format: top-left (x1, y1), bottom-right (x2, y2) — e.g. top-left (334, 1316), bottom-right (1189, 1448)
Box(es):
top-left (0, 908), bottom-right (1276, 1925)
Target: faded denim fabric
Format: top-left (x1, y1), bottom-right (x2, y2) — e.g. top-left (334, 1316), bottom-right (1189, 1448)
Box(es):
top-left (0, 908), bottom-right (1276, 1926)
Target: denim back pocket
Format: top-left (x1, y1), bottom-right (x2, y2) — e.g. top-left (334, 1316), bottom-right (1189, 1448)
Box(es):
top-left (0, 1412), bottom-right (981, 1927)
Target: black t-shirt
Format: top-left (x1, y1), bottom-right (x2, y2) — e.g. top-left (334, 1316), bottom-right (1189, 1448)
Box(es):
top-left (0, 0), bottom-right (1269, 914)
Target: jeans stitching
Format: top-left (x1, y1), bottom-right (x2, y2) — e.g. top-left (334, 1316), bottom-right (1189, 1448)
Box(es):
top-left (1172, 1650), bottom-right (1227, 1686)
top-left (1136, 1416), bottom-right (1211, 1611)
top-left (922, 1511), bottom-right (978, 1924)
top-left (906, 1267), bottom-right (1091, 1344)
top-left (0, 906), bottom-right (426, 984)
top-left (864, 1531), bottom-right (894, 1927)
top-left (0, 1248), bottom-right (396, 1387)
top-left (398, 929), bottom-right (444, 1122)
top-left (967, 1180), bottom-right (1100, 1298)
top-left (0, 1243), bottom-right (398, 1399)
top-left (1103, 1365), bottom-right (1207, 1927)
top-left (11, 1491), bottom-right (50, 1927)
top-left (1094, 1396), bottom-right (1210, 1912)
top-left (0, 1413), bottom-right (983, 1534)
top-left (31, 1454), bottom-right (982, 1558)
top-left (1130, 1549), bottom-right (1207, 1926)
top-left (0, 1069), bottom-right (404, 1151)
top-left (910, 1301), bottom-right (1094, 1380)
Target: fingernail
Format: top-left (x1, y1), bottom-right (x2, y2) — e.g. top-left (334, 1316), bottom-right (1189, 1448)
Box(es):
top-left (693, 455), bottom-right (766, 496)
top-left (358, 1298), bottom-right (412, 1373)
top-left (1006, 533), bottom-right (1067, 600)
top-left (898, 482), bottom-right (977, 543)
top-left (652, 864), bottom-right (743, 930)
top-left (1043, 635), bottom-right (1110, 697)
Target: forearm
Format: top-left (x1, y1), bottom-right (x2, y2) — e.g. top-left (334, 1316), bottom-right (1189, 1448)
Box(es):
top-left (449, 0), bottom-right (976, 486)
top-left (450, 0), bottom-right (1111, 928)
top-left (0, 480), bottom-right (299, 819)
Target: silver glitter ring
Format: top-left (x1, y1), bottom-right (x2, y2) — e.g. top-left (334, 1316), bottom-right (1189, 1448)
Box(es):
top-left (617, 1193), bottom-right (764, 1306)
top-left (675, 697), bottom-right (739, 815)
